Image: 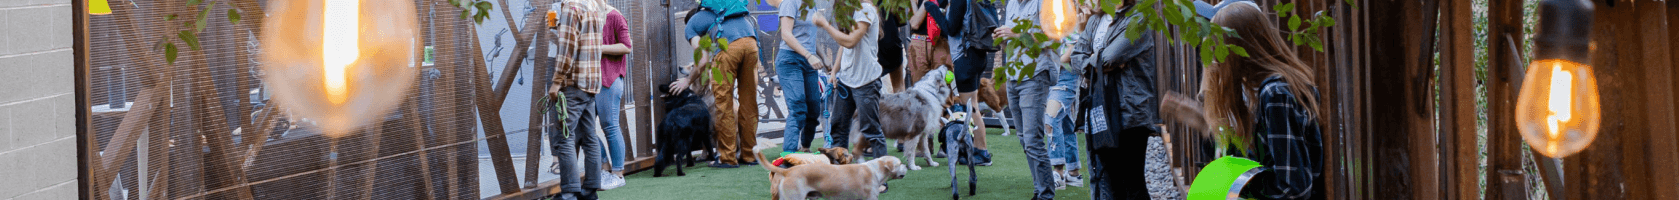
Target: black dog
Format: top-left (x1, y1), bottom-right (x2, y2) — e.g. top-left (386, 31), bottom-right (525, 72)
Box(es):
top-left (653, 85), bottom-right (715, 177)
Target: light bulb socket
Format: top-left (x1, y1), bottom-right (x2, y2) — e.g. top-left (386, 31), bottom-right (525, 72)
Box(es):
top-left (1533, 0), bottom-right (1593, 64)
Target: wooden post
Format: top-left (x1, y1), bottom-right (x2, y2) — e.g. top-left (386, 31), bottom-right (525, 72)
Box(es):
top-left (525, 17), bottom-right (554, 188)
top-left (1485, 0), bottom-right (1529, 199)
top-left (1560, 1), bottom-right (1679, 199)
top-left (404, 94), bottom-right (437, 200)
top-left (1438, 0), bottom-right (1481, 199)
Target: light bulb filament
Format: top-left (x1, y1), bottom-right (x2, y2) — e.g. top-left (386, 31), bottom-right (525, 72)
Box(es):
top-left (324, 0), bottom-right (359, 104)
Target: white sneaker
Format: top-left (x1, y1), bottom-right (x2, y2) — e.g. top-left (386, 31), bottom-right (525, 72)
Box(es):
top-left (1063, 172), bottom-right (1085, 187)
top-left (1052, 171), bottom-right (1067, 190)
top-left (598, 171), bottom-right (626, 191)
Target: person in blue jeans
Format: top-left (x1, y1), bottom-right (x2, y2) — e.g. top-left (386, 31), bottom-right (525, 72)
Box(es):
top-left (773, 0), bottom-right (830, 154)
top-left (777, 50), bottom-right (824, 153)
top-left (1048, 46), bottom-right (1084, 189)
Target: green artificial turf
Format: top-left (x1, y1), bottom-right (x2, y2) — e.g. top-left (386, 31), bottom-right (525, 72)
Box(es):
top-left (596, 128), bottom-right (1094, 200)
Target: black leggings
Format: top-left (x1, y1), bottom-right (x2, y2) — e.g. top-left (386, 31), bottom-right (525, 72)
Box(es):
top-left (1087, 128), bottom-right (1153, 200)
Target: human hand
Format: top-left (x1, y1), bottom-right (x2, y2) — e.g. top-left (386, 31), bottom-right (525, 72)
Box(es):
top-left (813, 17), bottom-right (831, 28)
top-left (993, 28), bottom-right (1017, 38)
top-left (805, 53), bottom-right (825, 70)
top-left (669, 78), bottom-right (691, 93)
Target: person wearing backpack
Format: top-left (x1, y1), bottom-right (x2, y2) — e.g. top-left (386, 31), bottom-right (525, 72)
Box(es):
top-left (990, 0), bottom-right (1060, 198)
top-left (671, 0), bottom-right (762, 169)
top-left (912, 0), bottom-right (999, 167)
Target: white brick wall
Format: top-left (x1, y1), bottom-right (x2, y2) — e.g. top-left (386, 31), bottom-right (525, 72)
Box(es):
top-left (0, 1), bottom-right (76, 199)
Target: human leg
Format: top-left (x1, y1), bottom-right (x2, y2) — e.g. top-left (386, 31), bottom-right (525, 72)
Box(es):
top-left (775, 49), bottom-right (818, 153)
top-left (708, 74), bottom-right (741, 166)
top-left (595, 77), bottom-right (626, 172)
top-left (1009, 72), bottom-right (1056, 199)
top-left (827, 85), bottom-right (858, 153)
top-left (953, 51), bottom-right (988, 150)
top-left (852, 81), bottom-right (886, 158)
top-left (558, 87), bottom-right (601, 194)
top-left (728, 38), bottom-right (761, 164)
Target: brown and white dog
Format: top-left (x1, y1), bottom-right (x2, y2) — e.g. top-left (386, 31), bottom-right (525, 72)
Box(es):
top-left (879, 67), bottom-right (960, 170)
top-left (760, 147), bottom-right (856, 199)
top-left (757, 148), bottom-right (908, 200)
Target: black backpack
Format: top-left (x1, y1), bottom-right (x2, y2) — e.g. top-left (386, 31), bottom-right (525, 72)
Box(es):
top-left (961, 0), bottom-right (1001, 52)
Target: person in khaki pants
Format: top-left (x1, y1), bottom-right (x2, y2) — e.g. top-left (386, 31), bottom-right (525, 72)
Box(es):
top-left (670, 8), bottom-right (761, 168)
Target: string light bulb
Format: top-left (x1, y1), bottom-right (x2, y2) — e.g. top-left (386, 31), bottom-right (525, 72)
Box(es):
top-left (1516, 0), bottom-right (1598, 158)
top-left (261, 0), bottom-right (419, 137)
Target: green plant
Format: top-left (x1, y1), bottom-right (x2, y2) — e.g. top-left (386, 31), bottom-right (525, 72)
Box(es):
top-left (692, 35), bottom-right (737, 84)
top-left (448, 0), bottom-right (495, 24)
top-left (797, 0), bottom-right (863, 32)
top-left (155, 0), bottom-right (242, 64)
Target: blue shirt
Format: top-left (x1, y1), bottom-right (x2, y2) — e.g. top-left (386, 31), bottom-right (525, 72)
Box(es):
top-left (685, 10), bottom-right (758, 42)
top-left (776, 0), bottom-right (827, 51)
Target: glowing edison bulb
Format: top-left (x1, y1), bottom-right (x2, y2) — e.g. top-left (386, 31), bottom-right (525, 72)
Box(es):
top-left (1515, 59), bottom-right (1601, 158)
top-left (262, 0), bottom-right (418, 137)
top-left (1544, 63), bottom-right (1571, 153)
top-left (323, 0), bottom-right (359, 104)
top-left (1039, 0), bottom-right (1077, 40)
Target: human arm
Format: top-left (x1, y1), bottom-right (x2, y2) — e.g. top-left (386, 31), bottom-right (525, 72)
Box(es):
top-left (941, 0), bottom-right (965, 36)
top-left (1159, 92), bottom-right (1209, 133)
top-left (602, 11), bottom-right (633, 55)
top-left (813, 18), bottom-right (872, 48)
top-left (781, 16), bottom-right (826, 70)
top-left (1245, 82), bottom-right (1324, 200)
top-left (907, 1), bottom-right (927, 29)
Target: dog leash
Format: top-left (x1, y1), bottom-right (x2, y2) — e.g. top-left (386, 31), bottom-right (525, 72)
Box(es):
top-left (538, 93), bottom-right (571, 139)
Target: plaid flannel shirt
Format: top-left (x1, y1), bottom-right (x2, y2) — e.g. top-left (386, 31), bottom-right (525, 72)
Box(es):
top-left (550, 0), bottom-right (606, 94)
top-left (1246, 75), bottom-right (1324, 200)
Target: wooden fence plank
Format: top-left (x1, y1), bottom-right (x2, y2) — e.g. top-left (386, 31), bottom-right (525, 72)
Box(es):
top-left (1439, 0), bottom-right (1481, 199)
top-left (1485, 0), bottom-right (1530, 199)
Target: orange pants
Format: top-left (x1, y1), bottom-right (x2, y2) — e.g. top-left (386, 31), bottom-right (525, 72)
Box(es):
top-left (709, 38), bottom-right (761, 164)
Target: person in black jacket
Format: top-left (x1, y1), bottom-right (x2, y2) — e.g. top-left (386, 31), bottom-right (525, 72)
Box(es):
top-left (912, 0), bottom-right (996, 165)
top-left (1068, 1), bottom-right (1156, 199)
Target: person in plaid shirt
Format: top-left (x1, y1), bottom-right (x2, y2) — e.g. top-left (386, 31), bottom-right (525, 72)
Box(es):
top-left (545, 0), bottom-right (608, 199)
top-left (1162, 3), bottom-right (1325, 199)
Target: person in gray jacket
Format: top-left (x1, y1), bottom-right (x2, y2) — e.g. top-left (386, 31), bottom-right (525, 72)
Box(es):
top-left (1067, 1), bottom-right (1157, 199)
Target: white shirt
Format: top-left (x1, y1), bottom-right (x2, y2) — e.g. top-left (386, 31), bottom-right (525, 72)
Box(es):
top-left (837, 4), bottom-right (882, 88)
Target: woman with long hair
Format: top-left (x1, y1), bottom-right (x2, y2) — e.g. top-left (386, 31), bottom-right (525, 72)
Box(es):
top-left (1163, 2), bottom-right (1325, 199)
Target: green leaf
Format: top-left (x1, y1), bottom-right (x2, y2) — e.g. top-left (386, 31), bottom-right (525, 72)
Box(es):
top-left (1274, 3), bottom-right (1294, 14)
top-left (476, 2), bottom-right (494, 13)
top-left (449, 0), bottom-right (459, 6)
top-left (227, 9), bottom-right (241, 24)
top-left (196, 4), bottom-right (212, 32)
top-left (166, 14), bottom-right (178, 21)
top-left (1214, 43), bottom-right (1228, 62)
top-left (1320, 16), bottom-right (1336, 26)
top-left (178, 31), bottom-right (201, 50)
top-left (187, 0), bottom-right (201, 5)
top-left (1287, 14), bottom-right (1300, 31)
top-left (1229, 45), bottom-right (1248, 57)
top-left (460, 10), bottom-right (471, 19)
top-left (716, 38), bottom-right (729, 51)
top-left (1199, 45), bottom-right (1214, 65)
top-left (1306, 35), bottom-right (1324, 51)
top-left (165, 43), bottom-right (179, 64)
top-left (694, 51), bottom-right (703, 64)
top-left (1346, 0), bottom-right (1359, 9)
